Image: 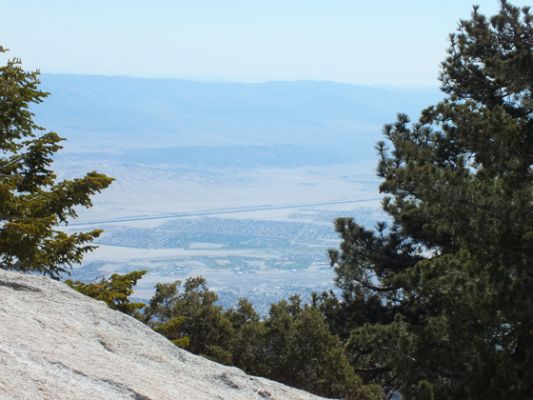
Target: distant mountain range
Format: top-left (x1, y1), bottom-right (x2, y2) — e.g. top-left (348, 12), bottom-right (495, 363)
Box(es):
top-left (36, 74), bottom-right (441, 163)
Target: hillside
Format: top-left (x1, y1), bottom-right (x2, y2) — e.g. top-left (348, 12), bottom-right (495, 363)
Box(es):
top-left (0, 270), bottom-right (327, 400)
top-left (36, 74), bottom-right (440, 155)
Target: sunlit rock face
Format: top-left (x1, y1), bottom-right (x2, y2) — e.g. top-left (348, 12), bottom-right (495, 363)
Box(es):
top-left (0, 270), bottom-right (328, 400)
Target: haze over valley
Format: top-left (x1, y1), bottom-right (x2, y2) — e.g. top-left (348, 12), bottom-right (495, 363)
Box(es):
top-left (39, 74), bottom-right (440, 312)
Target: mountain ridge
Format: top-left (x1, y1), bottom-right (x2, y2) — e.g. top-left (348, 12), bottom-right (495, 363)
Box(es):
top-left (35, 74), bottom-right (441, 153)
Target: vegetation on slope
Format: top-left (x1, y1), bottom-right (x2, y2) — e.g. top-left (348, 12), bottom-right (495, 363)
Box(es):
top-left (2, 1), bottom-right (532, 399)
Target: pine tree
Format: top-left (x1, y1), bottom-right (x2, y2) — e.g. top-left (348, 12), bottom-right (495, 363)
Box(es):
top-left (329, 2), bottom-right (533, 398)
top-left (66, 271), bottom-right (146, 316)
top-left (288, 307), bottom-right (381, 400)
top-left (239, 298), bottom-right (381, 400)
top-left (0, 47), bottom-right (113, 278)
top-left (143, 277), bottom-right (235, 365)
top-left (141, 279), bottom-right (380, 399)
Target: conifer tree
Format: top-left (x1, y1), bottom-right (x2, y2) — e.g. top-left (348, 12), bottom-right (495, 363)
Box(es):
top-left (234, 297), bottom-right (380, 400)
top-left (143, 277), bottom-right (235, 364)
top-left (142, 278), bottom-right (380, 399)
top-left (66, 271), bottom-right (146, 316)
top-left (329, 2), bottom-right (533, 398)
top-left (288, 307), bottom-right (380, 400)
top-left (0, 47), bottom-right (113, 278)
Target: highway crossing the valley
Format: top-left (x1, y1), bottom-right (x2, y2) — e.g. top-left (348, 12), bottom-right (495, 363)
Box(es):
top-left (70, 198), bottom-right (381, 227)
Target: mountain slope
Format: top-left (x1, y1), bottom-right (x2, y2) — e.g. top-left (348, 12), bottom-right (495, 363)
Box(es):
top-left (0, 270), bottom-right (327, 400)
top-left (35, 74), bottom-right (441, 154)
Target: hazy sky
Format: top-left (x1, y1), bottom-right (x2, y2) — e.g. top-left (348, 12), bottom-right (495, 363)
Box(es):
top-left (1, 1), bottom-right (529, 86)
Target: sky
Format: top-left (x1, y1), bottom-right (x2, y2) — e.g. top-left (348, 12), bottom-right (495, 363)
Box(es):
top-left (1, 1), bottom-right (530, 87)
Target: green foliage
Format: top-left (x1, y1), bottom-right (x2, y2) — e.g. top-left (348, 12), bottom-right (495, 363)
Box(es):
top-left (65, 268), bottom-right (378, 398)
top-left (142, 276), bottom-right (235, 364)
top-left (0, 46), bottom-right (113, 278)
top-left (66, 271), bottom-right (146, 316)
top-left (231, 317), bottom-right (269, 376)
top-left (140, 277), bottom-right (378, 399)
top-left (225, 298), bottom-right (259, 330)
top-left (329, 2), bottom-right (533, 398)
top-left (287, 306), bottom-right (380, 399)
top-left (239, 298), bottom-right (380, 399)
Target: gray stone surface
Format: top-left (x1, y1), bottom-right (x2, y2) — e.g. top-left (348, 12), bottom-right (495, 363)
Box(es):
top-left (0, 270), bottom-right (328, 400)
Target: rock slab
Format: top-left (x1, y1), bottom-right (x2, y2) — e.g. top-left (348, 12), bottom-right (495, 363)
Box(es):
top-left (0, 270), bottom-right (328, 400)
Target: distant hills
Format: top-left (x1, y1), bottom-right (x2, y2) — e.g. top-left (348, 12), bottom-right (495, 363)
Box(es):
top-left (36, 74), bottom-right (441, 164)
